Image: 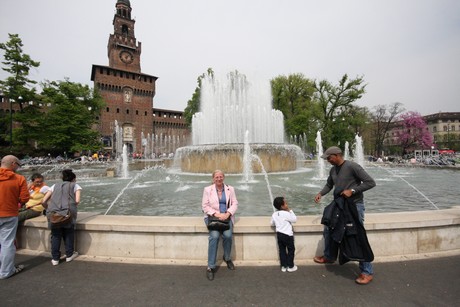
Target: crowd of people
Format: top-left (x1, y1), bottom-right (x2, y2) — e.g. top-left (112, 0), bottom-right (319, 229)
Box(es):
top-left (1, 146), bottom-right (377, 285)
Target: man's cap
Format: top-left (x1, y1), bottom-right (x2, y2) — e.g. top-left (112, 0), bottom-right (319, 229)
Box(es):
top-left (320, 146), bottom-right (342, 159)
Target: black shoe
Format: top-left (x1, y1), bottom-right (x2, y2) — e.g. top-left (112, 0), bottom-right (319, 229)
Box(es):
top-left (206, 268), bottom-right (214, 281)
top-left (225, 260), bottom-right (235, 270)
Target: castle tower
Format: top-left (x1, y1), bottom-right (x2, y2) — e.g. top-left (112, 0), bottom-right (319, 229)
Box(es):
top-left (91, 0), bottom-right (158, 154)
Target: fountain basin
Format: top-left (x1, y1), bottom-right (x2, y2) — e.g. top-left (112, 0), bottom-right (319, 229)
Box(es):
top-left (17, 207), bottom-right (460, 265)
top-left (175, 144), bottom-right (302, 173)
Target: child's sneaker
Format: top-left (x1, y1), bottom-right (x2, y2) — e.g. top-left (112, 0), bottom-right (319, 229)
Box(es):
top-left (281, 266), bottom-right (287, 272)
top-left (51, 259), bottom-right (59, 266)
top-left (66, 252), bottom-right (79, 262)
top-left (287, 265), bottom-right (298, 272)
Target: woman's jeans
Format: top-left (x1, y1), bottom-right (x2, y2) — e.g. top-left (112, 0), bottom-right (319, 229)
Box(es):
top-left (207, 221), bottom-right (233, 269)
top-left (323, 202), bottom-right (374, 275)
top-left (50, 224), bottom-right (75, 260)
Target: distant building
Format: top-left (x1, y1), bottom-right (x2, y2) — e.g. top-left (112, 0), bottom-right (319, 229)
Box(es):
top-left (384, 112), bottom-right (460, 153)
top-left (90, 0), bottom-right (189, 156)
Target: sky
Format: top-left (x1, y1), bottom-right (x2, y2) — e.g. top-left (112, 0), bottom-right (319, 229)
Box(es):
top-left (1, 0), bottom-right (459, 116)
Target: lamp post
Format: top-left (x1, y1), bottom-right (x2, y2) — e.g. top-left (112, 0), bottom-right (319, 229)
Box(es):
top-left (9, 97), bottom-right (13, 148)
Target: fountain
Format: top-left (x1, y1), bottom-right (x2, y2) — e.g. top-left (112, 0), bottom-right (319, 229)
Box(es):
top-left (175, 71), bottom-right (302, 174)
top-left (353, 133), bottom-right (365, 167)
top-left (121, 144), bottom-right (129, 179)
top-left (315, 131), bottom-right (326, 179)
top-left (344, 141), bottom-right (350, 161)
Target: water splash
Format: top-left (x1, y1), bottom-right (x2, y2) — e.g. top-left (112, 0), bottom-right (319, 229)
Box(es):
top-left (242, 130), bottom-right (254, 182)
top-left (191, 71), bottom-right (285, 145)
top-left (251, 154), bottom-right (275, 212)
top-left (121, 144), bottom-right (129, 179)
top-left (344, 141), bottom-right (350, 161)
top-left (353, 134), bottom-right (365, 167)
top-left (315, 131), bottom-right (326, 179)
top-left (377, 166), bottom-right (439, 210)
top-left (104, 166), bottom-right (154, 215)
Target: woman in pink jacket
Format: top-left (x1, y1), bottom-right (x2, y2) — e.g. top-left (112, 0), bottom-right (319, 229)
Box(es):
top-left (202, 170), bottom-right (238, 281)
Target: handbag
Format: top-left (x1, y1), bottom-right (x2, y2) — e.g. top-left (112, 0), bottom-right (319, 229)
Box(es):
top-left (207, 215), bottom-right (230, 231)
top-left (50, 209), bottom-right (72, 227)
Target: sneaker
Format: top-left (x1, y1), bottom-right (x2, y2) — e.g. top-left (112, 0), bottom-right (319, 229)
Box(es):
top-left (287, 265), bottom-right (298, 272)
top-left (355, 273), bottom-right (373, 285)
top-left (13, 265), bottom-right (24, 275)
top-left (51, 259), bottom-right (59, 266)
top-left (66, 252), bottom-right (79, 262)
top-left (281, 266), bottom-right (287, 272)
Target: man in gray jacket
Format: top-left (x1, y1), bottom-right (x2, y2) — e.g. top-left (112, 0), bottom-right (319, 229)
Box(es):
top-left (313, 146), bottom-right (376, 285)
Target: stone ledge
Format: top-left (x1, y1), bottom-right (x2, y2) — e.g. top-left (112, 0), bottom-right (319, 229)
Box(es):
top-left (24, 207), bottom-right (460, 232)
top-left (18, 206), bottom-right (460, 264)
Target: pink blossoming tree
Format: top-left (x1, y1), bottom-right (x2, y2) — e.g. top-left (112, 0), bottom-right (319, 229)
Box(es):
top-left (396, 111), bottom-right (433, 154)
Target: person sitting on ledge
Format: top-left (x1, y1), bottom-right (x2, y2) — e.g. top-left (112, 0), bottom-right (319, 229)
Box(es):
top-left (202, 170), bottom-right (238, 281)
top-left (18, 173), bottom-right (49, 222)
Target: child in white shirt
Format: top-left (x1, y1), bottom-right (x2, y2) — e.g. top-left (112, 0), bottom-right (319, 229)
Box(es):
top-left (270, 196), bottom-right (297, 272)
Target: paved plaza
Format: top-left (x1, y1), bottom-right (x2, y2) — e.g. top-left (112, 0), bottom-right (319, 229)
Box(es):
top-left (1, 253), bottom-right (459, 306)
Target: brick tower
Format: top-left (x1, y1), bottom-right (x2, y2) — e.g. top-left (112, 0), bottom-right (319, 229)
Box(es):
top-left (91, 0), bottom-right (158, 154)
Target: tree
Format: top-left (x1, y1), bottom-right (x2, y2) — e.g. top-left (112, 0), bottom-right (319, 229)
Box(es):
top-left (34, 79), bottom-right (105, 154)
top-left (271, 73), bottom-right (314, 118)
top-left (0, 33), bottom-right (40, 146)
top-left (370, 102), bottom-right (405, 157)
top-left (396, 111), bottom-right (433, 155)
top-left (312, 74), bottom-right (367, 148)
top-left (183, 68), bottom-right (213, 126)
top-left (271, 73), bottom-right (316, 151)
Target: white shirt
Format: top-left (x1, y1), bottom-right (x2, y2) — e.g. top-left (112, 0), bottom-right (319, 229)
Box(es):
top-left (270, 210), bottom-right (297, 236)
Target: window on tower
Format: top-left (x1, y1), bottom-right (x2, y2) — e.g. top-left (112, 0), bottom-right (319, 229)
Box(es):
top-left (122, 24), bottom-right (129, 36)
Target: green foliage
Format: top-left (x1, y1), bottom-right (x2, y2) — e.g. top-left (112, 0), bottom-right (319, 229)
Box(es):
top-left (271, 74), bottom-right (318, 150)
top-left (312, 74), bottom-right (367, 148)
top-left (0, 33), bottom-right (40, 146)
top-left (33, 79), bottom-right (105, 154)
top-left (183, 68), bottom-right (213, 126)
top-left (0, 33), bottom-right (40, 110)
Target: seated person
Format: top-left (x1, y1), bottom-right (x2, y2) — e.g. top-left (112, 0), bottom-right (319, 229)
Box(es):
top-left (18, 173), bottom-right (49, 222)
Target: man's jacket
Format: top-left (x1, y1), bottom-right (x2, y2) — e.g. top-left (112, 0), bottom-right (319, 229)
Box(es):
top-left (321, 196), bottom-right (374, 264)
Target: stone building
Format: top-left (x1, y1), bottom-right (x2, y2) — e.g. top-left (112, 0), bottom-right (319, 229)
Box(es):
top-left (152, 108), bottom-right (189, 157)
top-left (384, 112), bottom-right (460, 153)
top-left (91, 0), bottom-right (158, 154)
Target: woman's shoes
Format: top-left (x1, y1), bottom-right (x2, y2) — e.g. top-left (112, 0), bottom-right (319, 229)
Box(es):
top-left (225, 259), bottom-right (235, 270)
top-left (206, 268), bottom-right (214, 281)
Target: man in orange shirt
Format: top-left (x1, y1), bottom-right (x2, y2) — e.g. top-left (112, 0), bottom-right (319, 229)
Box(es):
top-left (0, 155), bottom-right (29, 279)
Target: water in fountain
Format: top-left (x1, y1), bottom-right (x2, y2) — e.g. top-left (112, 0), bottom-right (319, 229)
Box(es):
top-left (353, 134), bottom-right (365, 167)
top-left (38, 164), bottom-right (456, 216)
top-left (121, 144), bottom-right (129, 179)
top-left (192, 71), bottom-right (284, 145)
top-left (315, 131), bottom-right (326, 179)
top-left (114, 120), bottom-right (123, 161)
top-left (344, 141), bottom-right (350, 161)
top-left (175, 71), bottom-right (301, 174)
top-left (251, 154), bottom-right (275, 212)
top-left (242, 130), bottom-right (254, 182)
